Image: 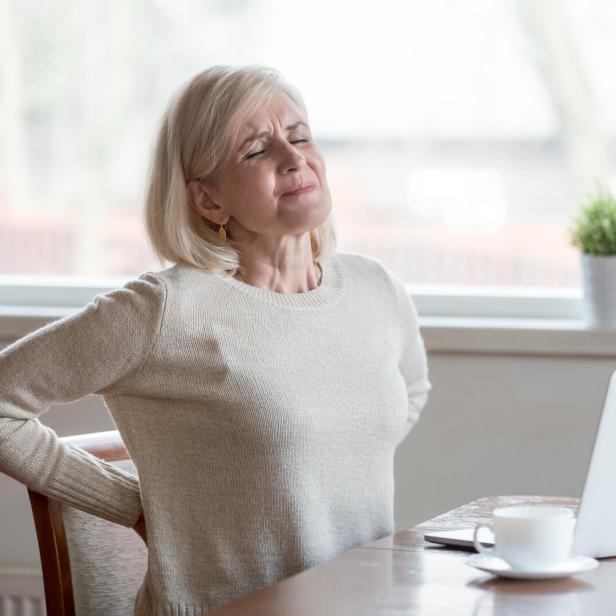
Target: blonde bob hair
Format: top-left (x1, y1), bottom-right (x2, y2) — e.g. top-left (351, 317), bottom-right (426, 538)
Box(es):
top-left (144, 64), bottom-right (337, 276)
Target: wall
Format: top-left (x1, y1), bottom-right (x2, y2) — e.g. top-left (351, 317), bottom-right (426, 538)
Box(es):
top-left (395, 351), bottom-right (615, 528)
top-left (1, 333), bottom-right (616, 570)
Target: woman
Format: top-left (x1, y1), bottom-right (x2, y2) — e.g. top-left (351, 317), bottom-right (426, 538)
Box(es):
top-left (0, 65), bottom-right (431, 615)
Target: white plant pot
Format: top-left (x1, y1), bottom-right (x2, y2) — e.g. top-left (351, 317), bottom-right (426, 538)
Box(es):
top-left (580, 253), bottom-right (616, 328)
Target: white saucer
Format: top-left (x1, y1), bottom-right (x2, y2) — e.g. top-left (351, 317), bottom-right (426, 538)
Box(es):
top-left (466, 553), bottom-right (599, 580)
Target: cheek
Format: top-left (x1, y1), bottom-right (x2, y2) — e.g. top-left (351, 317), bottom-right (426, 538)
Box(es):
top-left (312, 154), bottom-right (329, 187)
top-left (310, 148), bottom-right (327, 176)
top-left (234, 170), bottom-right (274, 200)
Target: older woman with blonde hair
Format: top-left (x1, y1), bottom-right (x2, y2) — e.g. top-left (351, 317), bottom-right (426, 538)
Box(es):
top-left (0, 65), bottom-right (431, 615)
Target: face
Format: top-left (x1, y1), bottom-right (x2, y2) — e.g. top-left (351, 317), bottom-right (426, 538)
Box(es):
top-left (190, 91), bottom-right (332, 241)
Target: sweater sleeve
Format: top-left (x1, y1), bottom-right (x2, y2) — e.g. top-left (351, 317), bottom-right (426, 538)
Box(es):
top-left (386, 270), bottom-right (432, 432)
top-left (0, 271), bottom-right (167, 527)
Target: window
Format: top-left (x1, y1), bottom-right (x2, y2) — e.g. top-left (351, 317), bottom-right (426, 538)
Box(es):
top-left (1, 0), bottom-right (614, 313)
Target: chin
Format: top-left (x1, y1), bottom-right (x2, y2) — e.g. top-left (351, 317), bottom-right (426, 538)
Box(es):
top-left (281, 193), bottom-right (332, 232)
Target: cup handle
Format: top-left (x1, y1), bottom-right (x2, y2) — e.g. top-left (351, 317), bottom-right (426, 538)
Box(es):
top-left (473, 522), bottom-right (495, 556)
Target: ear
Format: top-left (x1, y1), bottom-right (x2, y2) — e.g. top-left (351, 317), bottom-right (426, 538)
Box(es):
top-left (186, 180), bottom-right (230, 225)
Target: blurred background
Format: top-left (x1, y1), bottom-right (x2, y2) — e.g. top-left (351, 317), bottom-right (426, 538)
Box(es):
top-left (1, 0), bottom-right (615, 287)
top-left (3, 4), bottom-right (616, 594)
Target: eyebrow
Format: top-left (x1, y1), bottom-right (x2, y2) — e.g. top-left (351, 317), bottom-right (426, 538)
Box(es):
top-left (237, 121), bottom-right (309, 152)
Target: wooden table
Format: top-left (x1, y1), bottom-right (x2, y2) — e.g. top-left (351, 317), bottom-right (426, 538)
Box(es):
top-left (209, 496), bottom-right (616, 615)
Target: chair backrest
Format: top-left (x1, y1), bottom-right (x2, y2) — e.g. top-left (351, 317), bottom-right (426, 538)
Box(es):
top-left (27, 430), bottom-right (147, 616)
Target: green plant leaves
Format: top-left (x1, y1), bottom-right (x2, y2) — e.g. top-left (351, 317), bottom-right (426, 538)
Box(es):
top-left (570, 184), bottom-right (616, 255)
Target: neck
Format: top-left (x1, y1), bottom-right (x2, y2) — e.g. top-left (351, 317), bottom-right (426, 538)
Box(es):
top-left (229, 228), bottom-right (323, 293)
top-left (234, 259), bottom-right (322, 293)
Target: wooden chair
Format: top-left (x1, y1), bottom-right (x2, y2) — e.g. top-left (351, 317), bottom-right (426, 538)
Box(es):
top-left (27, 430), bottom-right (148, 616)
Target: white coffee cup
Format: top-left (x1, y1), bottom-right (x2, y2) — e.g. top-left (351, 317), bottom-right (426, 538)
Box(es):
top-left (473, 505), bottom-right (576, 571)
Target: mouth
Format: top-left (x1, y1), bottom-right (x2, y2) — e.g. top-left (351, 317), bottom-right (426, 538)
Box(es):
top-left (281, 184), bottom-right (316, 197)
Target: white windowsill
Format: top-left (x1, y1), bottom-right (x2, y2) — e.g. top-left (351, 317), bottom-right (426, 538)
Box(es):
top-left (420, 316), bottom-right (616, 357)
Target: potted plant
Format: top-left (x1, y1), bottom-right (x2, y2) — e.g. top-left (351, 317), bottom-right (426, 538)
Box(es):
top-left (570, 184), bottom-right (616, 328)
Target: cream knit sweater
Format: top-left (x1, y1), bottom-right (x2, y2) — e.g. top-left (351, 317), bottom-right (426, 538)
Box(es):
top-left (0, 250), bottom-right (431, 615)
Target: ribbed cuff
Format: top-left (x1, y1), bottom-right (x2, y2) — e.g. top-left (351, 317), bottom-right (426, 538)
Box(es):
top-left (42, 444), bottom-right (142, 527)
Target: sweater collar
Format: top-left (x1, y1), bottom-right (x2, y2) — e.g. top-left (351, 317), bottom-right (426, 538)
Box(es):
top-left (218, 252), bottom-right (345, 310)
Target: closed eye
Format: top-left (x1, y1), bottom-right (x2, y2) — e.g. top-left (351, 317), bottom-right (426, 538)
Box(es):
top-left (245, 150), bottom-right (266, 159)
top-left (245, 138), bottom-right (310, 160)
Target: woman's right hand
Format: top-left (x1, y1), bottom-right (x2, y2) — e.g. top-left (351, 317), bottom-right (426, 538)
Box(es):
top-left (133, 513), bottom-right (148, 546)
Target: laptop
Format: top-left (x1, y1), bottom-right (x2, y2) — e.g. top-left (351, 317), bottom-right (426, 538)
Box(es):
top-left (423, 368), bottom-right (616, 558)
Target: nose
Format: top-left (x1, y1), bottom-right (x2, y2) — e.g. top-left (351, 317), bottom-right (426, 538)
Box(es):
top-left (278, 140), bottom-right (306, 173)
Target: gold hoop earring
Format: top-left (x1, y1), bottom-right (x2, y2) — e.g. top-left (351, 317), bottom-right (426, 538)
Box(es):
top-left (218, 224), bottom-right (227, 241)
